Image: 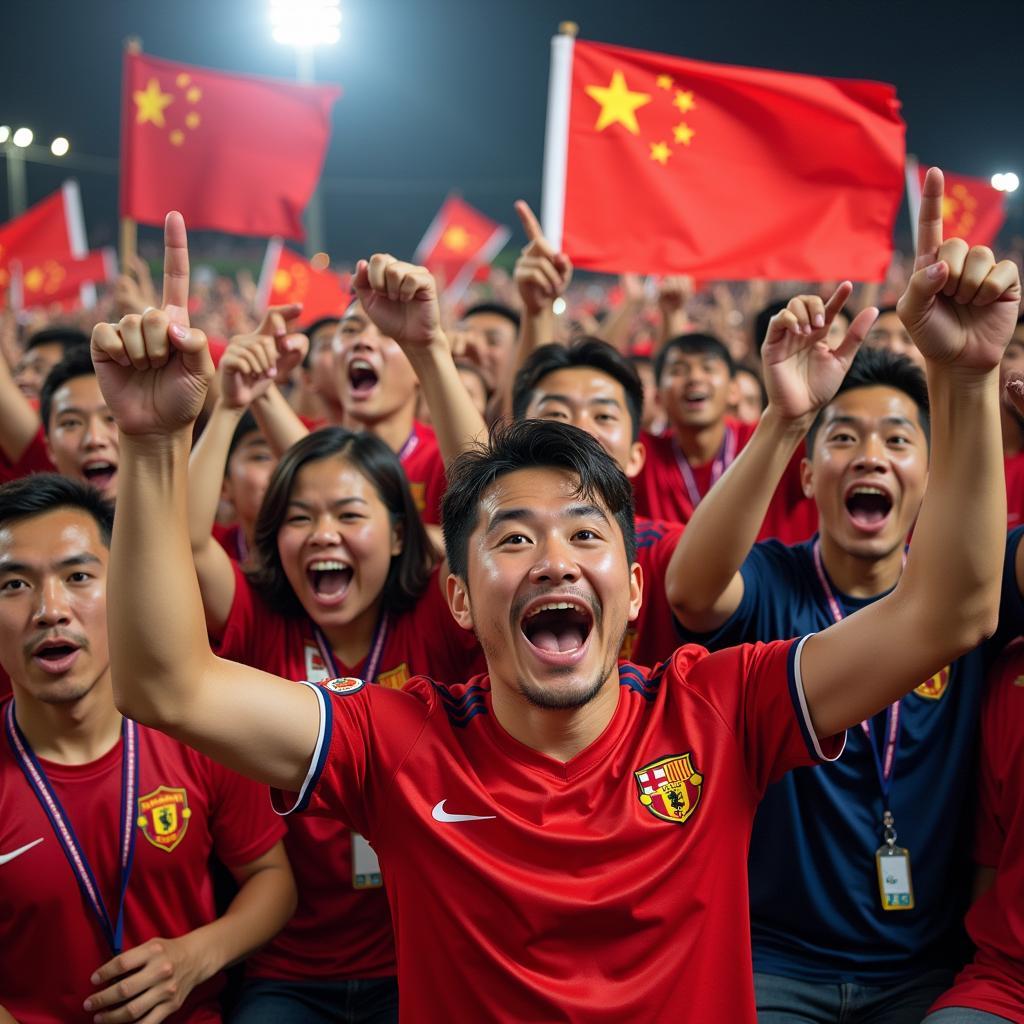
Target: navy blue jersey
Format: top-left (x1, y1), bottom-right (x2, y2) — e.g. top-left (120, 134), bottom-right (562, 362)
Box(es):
top-left (677, 530), bottom-right (1024, 983)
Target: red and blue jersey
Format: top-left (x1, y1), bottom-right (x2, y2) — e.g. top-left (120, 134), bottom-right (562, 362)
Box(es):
top-left (622, 516), bottom-right (685, 667)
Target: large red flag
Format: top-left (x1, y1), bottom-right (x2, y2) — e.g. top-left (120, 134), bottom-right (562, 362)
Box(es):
top-left (121, 53), bottom-right (340, 239)
top-left (414, 195), bottom-right (510, 300)
top-left (11, 249), bottom-right (116, 310)
top-left (257, 239), bottom-right (351, 322)
top-left (907, 162), bottom-right (1006, 249)
top-left (543, 38), bottom-right (905, 281)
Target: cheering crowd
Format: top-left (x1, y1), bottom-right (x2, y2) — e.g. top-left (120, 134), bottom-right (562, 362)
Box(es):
top-left (1, 168), bottom-right (1024, 1024)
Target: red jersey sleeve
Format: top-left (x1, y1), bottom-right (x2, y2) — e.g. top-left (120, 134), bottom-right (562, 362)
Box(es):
top-left (681, 635), bottom-right (845, 796)
top-left (215, 561), bottom-right (268, 654)
top-left (0, 425), bottom-right (55, 483)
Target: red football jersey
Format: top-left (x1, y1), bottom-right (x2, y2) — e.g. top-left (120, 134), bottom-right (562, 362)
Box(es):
top-left (1006, 452), bottom-right (1024, 531)
top-left (632, 420), bottom-right (817, 543)
top-left (0, 425), bottom-right (55, 484)
top-left (275, 636), bottom-right (842, 1022)
top-left (211, 521), bottom-right (247, 564)
top-left (217, 566), bottom-right (484, 981)
top-left (400, 420), bottom-right (446, 525)
top-left (622, 516), bottom-right (685, 667)
top-left (0, 704), bottom-right (284, 1024)
top-left (928, 642), bottom-right (1024, 1022)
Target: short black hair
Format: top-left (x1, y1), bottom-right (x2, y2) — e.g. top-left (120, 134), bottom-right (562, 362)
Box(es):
top-left (735, 362), bottom-right (768, 411)
top-left (753, 300), bottom-right (789, 355)
top-left (654, 333), bottom-right (735, 384)
top-left (24, 326), bottom-right (90, 356)
top-left (806, 347), bottom-right (930, 456)
top-left (442, 419), bottom-right (636, 581)
top-left (39, 347), bottom-right (96, 434)
top-left (226, 410), bottom-right (263, 463)
top-left (461, 302), bottom-right (521, 332)
top-left (512, 338), bottom-right (645, 441)
top-left (301, 316), bottom-right (341, 369)
top-left (248, 427), bottom-right (436, 617)
top-left (0, 473), bottom-right (114, 546)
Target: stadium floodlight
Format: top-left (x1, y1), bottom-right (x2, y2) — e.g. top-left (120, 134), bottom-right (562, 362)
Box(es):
top-left (270, 0), bottom-right (341, 48)
top-left (553, 297), bottom-right (567, 316)
top-left (0, 127), bottom-right (9, 144)
top-left (12, 127), bottom-right (32, 148)
top-left (992, 172), bottom-right (1020, 193)
top-left (50, 137), bottom-right (70, 157)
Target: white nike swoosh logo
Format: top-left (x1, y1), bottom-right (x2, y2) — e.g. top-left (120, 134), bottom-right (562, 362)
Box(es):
top-left (431, 800), bottom-right (496, 823)
top-left (0, 837), bottom-right (43, 865)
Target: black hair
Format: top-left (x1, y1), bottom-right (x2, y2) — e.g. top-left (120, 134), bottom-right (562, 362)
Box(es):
top-left (806, 348), bottom-right (930, 456)
top-left (753, 300), bottom-right (789, 355)
top-left (301, 317), bottom-right (341, 369)
top-left (226, 410), bottom-right (264, 464)
top-left (454, 359), bottom-right (492, 400)
top-left (461, 302), bottom-right (521, 332)
top-left (442, 419), bottom-right (636, 581)
top-left (248, 427), bottom-right (435, 617)
top-left (24, 326), bottom-right (90, 356)
top-left (874, 305), bottom-right (899, 319)
top-left (512, 338), bottom-right (645, 441)
top-left (734, 362), bottom-right (769, 411)
top-left (39, 347), bottom-right (96, 434)
top-left (654, 333), bottom-right (735, 384)
top-left (0, 473), bottom-right (114, 546)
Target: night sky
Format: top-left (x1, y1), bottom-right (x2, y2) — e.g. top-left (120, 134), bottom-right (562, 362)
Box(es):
top-left (3, 0), bottom-right (1022, 263)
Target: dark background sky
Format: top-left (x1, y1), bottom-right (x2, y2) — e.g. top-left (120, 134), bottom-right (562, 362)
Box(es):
top-left (3, 0), bottom-right (1022, 265)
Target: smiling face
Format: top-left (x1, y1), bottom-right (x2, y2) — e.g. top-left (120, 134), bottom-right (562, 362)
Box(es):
top-left (44, 375), bottom-right (119, 500)
top-left (803, 386), bottom-right (928, 560)
top-left (14, 341), bottom-right (67, 401)
top-left (458, 311), bottom-right (518, 392)
top-left (0, 509), bottom-right (109, 703)
top-left (333, 301), bottom-right (419, 427)
top-left (447, 467), bottom-right (641, 710)
top-left (276, 455), bottom-right (402, 637)
top-left (658, 349), bottom-right (737, 431)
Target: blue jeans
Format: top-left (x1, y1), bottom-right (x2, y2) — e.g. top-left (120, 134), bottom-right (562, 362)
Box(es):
top-left (229, 976), bottom-right (398, 1024)
top-left (754, 968), bottom-right (955, 1024)
top-left (924, 1011), bottom-right (1014, 1023)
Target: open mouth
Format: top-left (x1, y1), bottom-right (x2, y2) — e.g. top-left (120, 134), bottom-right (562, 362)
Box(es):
top-left (348, 359), bottom-right (379, 396)
top-left (520, 600), bottom-right (594, 656)
top-left (82, 461), bottom-right (117, 491)
top-left (32, 639), bottom-right (81, 674)
top-left (306, 559), bottom-right (353, 603)
top-left (844, 485), bottom-right (893, 531)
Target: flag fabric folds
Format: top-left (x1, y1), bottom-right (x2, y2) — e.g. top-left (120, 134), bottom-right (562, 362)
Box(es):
top-left (414, 195), bottom-right (510, 300)
top-left (909, 164), bottom-right (1006, 249)
top-left (543, 38), bottom-right (906, 281)
top-left (11, 249), bottom-right (116, 310)
top-left (257, 239), bottom-right (351, 322)
top-left (121, 52), bottom-right (340, 239)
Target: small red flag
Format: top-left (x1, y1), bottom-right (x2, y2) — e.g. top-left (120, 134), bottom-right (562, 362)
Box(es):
top-left (414, 195), bottom-right (510, 300)
top-left (257, 239), bottom-right (351, 322)
top-left (11, 249), bottom-right (116, 310)
top-left (909, 163), bottom-right (1006, 248)
top-left (121, 52), bottom-right (340, 239)
top-left (543, 38), bottom-right (905, 280)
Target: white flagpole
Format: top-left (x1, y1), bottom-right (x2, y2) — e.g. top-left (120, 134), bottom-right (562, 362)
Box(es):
top-left (540, 22), bottom-right (577, 251)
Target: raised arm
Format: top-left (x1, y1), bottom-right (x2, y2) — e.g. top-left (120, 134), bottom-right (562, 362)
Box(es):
top-left (0, 343), bottom-right (42, 464)
top-left (655, 275), bottom-right (693, 352)
top-left (802, 168), bottom-right (1019, 737)
top-left (92, 212), bottom-right (320, 792)
top-left (596, 273), bottom-right (647, 354)
top-left (667, 283), bottom-right (877, 632)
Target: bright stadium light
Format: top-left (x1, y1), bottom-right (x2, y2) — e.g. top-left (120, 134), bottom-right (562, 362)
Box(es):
top-left (50, 136), bottom-right (70, 157)
top-left (12, 127), bottom-right (32, 148)
top-left (553, 297), bottom-right (567, 315)
top-left (270, 0), bottom-right (341, 47)
top-left (992, 171), bottom-right (1020, 193)
top-left (0, 127), bottom-right (9, 144)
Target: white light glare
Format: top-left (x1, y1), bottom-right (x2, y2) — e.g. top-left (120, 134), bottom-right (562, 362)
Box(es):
top-left (12, 127), bottom-right (32, 148)
top-left (0, 127), bottom-right (9, 144)
top-left (992, 172), bottom-right (1020, 193)
top-left (50, 137), bottom-right (69, 157)
top-left (552, 297), bottom-right (567, 316)
top-left (270, 0), bottom-right (341, 47)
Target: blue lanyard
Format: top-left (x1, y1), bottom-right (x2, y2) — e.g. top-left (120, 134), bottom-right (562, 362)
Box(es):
top-left (313, 609), bottom-right (391, 685)
top-left (5, 701), bottom-right (138, 954)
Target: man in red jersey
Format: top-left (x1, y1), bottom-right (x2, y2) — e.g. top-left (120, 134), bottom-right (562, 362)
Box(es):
top-left (94, 180), bottom-right (1016, 1022)
top-left (0, 474), bottom-right (294, 1024)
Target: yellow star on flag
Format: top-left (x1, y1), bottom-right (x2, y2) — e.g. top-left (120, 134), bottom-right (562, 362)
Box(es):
top-left (650, 141), bottom-right (672, 165)
top-left (273, 269), bottom-right (293, 291)
top-left (941, 196), bottom-right (955, 220)
top-left (442, 225), bottom-right (471, 251)
top-left (673, 90), bottom-right (696, 114)
top-left (673, 122), bottom-right (695, 145)
top-left (24, 267), bottom-right (43, 292)
top-left (656, 75), bottom-right (673, 90)
top-left (134, 78), bottom-right (174, 128)
top-left (585, 70), bottom-right (652, 135)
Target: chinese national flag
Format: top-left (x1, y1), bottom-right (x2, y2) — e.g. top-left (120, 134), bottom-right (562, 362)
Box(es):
top-left (11, 249), bottom-right (116, 310)
top-left (257, 239), bottom-right (351, 322)
top-left (121, 52), bottom-right (340, 239)
top-left (910, 164), bottom-right (1006, 248)
top-left (414, 195), bottom-right (510, 299)
top-left (546, 39), bottom-right (905, 280)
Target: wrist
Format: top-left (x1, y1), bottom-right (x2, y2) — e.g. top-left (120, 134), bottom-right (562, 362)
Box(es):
top-left (761, 403), bottom-right (816, 436)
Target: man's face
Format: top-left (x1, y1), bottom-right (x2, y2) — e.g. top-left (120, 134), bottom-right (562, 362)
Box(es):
top-left (14, 342), bottom-right (67, 401)
top-left (864, 311), bottom-right (924, 368)
top-left (333, 301), bottom-right (419, 426)
top-left (631, 359), bottom-right (664, 434)
top-left (223, 431), bottom-right (277, 527)
top-left (45, 375), bottom-right (119, 501)
top-left (524, 367), bottom-right (644, 478)
top-left (307, 322), bottom-right (341, 405)
top-left (447, 467), bottom-right (642, 711)
top-left (658, 349), bottom-right (736, 430)
top-left (804, 386), bottom-right (928, 560)
top-left (0, 508), bottom-right (109, 703)
top-left (731, 370), bottom-right (764, 424)
top-left (457, 312), bottom-right (518, 392)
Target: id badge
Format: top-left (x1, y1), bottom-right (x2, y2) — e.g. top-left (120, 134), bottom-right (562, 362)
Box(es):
top-left (352, 832), bottom-right (382, 890)
top-left (876, 845), bottom-right (914, 910)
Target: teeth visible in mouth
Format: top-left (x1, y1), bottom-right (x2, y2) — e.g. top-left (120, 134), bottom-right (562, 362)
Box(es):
top-left (521, 601), bottom-right (593, 654)
top-left (309, 560), bottom-right (348, 571)
top-left (850, 486), bottom-right (887, 496)
top-left (525, 601), bottom-right (578, 618)
top-left (83, 462), bottom-right (115, 479)
top-left (307, 561), bottom-right (353, 598)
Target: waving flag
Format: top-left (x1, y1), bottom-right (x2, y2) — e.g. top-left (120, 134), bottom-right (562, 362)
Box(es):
top-left (907, 161), bottom-right (1006, 249)
top-left (257, 239), bottom-right (351, 321)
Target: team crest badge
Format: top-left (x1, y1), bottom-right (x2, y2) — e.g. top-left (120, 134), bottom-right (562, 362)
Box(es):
top-left (136, 786), bottom-right (192, 853)
top-left (634, 753), bottom-right (703, 825)
top-left (303, 640), bottom-right (330, 683)
top-left (914, 665), bottom-right (951, 701)
top-left (325, 676), bottom-right (365, 694)
top-left (378, 663), bottom-right (410, 690)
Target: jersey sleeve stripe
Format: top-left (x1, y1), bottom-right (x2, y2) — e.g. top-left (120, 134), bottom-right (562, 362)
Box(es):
top-left (271, 680), bottom-right (333, 816)
top-left (787, 634), bottom-right (845, 764)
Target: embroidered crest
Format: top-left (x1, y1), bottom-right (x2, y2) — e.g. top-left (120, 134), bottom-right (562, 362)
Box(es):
top-left (634, 753), bottom-right (703, 825)
top-left (136, 786), bottom-right (191, 853)
top-left (914, 664), bottom-right (951, 701)
top-left (378, 663), bottom-right (410, 690)
top-left (325, 676), bottom-right (366, 695)
top-left (304, 640), bottom-right (330, 683)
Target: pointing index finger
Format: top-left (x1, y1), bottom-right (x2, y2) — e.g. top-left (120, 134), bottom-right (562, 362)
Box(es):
top-left (162, 211), bottom-right (191, 316)
top-left (514, 200), bottom-right (547, 245)
top-left (915, 167), bottom-right (945, 270)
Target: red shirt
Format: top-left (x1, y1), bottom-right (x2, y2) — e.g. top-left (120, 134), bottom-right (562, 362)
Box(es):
top-left (0, 425), bottom-right (55, 484)
top-left (217, 565), bottom-right (484, 981)
top-left (622, 516), bottom-right (685, 667)
top-left (1006, 451), bottom-right (1024, 530)
top-left (0, 705), bottom-right (284, 1024)
top-left (928, 642), bottom-right (1024, 1022)
top-left (212, 521), bottom-right (247, 564)
top-left (633, 419), bottom-right (817, 543)
top-left (276, 636), bottom-right (843, 1023)
top-left (400, 420), bottom-right (446, 525)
